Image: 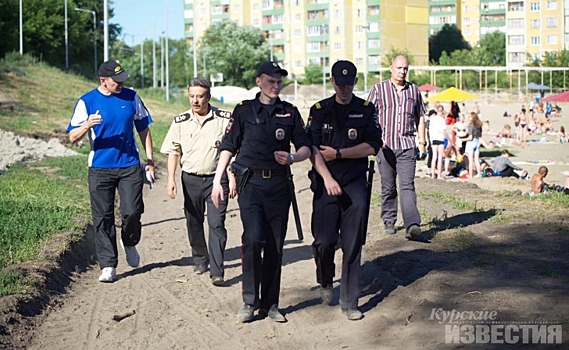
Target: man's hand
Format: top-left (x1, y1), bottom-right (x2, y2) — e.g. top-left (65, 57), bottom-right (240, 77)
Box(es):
top-left (324, 178), bottom-right (342, 197)
top-left (318, 145), bottom-right (336, 162)
top-left (228, 173), bottom-right (237, 199)
top-left (87, 110), bottom-right (103, 127)
top-left (274, 150), bottom-right (292, 165)
top-left (166, 177), bottom-right (177, 199)
top-left (212, 182), bottom-right (224, 209)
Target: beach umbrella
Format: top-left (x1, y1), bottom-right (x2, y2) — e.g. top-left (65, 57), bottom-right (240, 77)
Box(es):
top-left (542, 91), bottom-right (569, 102)
top-left (418, 83), bottom-right (441, 92)
top-left (524, 82), bottom-right (551, 90)
top-left (425, 87), bottom-right (477, 102)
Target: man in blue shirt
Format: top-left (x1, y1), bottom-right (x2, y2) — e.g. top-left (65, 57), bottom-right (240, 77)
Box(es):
top-left (67, 60), bottom-right (154, 283)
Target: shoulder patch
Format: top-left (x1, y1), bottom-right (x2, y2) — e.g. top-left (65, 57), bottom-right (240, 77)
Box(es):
top-left (174, 113), bottom-right (191, 123)
top-left (214, 109), bottom-right (231, 119)
top-left (238, 101), bottom-right (244, 106)
top-left (315, 102), bottom-right (322, 109)
top-left (364, 100), bottom-right (370, 106)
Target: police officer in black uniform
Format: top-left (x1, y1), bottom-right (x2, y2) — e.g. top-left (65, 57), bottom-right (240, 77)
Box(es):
top-left (308, 60), bottom-right (382, 321)
top-left (211, 61), bottom-right (312, 323)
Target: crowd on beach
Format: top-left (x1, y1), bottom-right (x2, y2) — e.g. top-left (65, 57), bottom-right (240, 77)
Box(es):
top-left (421, 98), bottom-right (569, 194)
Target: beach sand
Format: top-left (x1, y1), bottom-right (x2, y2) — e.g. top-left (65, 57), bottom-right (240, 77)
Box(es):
top-left (420, 97), bottom-right (569, 193)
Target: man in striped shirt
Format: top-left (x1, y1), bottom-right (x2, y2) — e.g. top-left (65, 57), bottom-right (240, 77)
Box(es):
top-left (367, 54), bottom-right (426, 240)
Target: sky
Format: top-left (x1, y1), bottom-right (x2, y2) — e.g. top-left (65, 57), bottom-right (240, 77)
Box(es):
top-left (111, 0), bottom-right (185, 46)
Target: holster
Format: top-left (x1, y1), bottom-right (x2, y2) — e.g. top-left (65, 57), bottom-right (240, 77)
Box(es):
top-left (229, 162), bottom-right (251, 194)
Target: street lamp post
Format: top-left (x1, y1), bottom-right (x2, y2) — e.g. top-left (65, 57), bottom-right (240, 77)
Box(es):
top-left (165, 0), bottom-right (170, 102)
top-left (19, 0), bottom-right (23, 55)
top-left (103, 0), bottom-right (108, 61)
top-left (75, 8), bottom-right (97, 77)
top-left (65, 0), bottom-right (68, 67)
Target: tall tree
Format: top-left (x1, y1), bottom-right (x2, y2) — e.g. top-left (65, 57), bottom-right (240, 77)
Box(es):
top-left (303, 63), bottom-right (324, 84)
top-left (0, 0), bottom-right (120, 77)
top-left (478, 31), bottom-right (506, 66)
top-left (199, 21), bottom-right (270, 89)
top-left (429, 24), bottom-right (471, 64)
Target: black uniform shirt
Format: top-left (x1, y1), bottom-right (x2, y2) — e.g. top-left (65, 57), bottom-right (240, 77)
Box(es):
top-left (221, 93), bottom-right (311, 170)
top-left (308, 94), bottom-right (382, 185)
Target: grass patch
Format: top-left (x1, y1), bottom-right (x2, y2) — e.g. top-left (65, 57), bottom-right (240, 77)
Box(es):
top-left (543, 266), bottom-right (558, 278)
top-left (0, 158), bottom-right (91, 294)
top-left (418, 190), bottom-right (482, 212)
top-left (0, 271), bottom-right (32, 297)
top-left (433, 228), bottom-right (477, 250)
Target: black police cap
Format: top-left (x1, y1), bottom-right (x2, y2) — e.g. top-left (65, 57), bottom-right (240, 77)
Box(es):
top-left (331, 60), bottom-right (357, 85)
top-left (257, 61), bottom-right (288, 77)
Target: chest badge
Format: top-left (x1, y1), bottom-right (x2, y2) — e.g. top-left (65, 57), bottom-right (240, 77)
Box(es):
top-left (275, 128), bottom-right (285, 141)
top-left (348, 128), bottom-right (357, 140)
top-left (214, 140), bottom-right (221, 148)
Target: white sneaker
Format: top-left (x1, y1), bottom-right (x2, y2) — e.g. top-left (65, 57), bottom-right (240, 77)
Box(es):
top-left (120, 241), bottom-right (140, 267)
top-left (98, 267), bottom-right (116, 283)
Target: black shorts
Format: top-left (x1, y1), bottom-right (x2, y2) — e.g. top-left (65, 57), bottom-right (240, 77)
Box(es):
top-left (432, 140), bottom-right (444, 145)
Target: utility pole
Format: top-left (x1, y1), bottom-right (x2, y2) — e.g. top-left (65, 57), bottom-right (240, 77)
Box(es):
top-left (65, 0), bottom-right (68, 68)
top-left (103, 0), bottom-right (108, 61)
top-left (165, 0), bottom-right (170, 102)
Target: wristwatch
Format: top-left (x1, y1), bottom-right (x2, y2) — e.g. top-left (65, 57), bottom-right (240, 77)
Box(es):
top-left (289, 154), bottom-right (295, 164)
top-left (335, 148), bottom-right (342, 159)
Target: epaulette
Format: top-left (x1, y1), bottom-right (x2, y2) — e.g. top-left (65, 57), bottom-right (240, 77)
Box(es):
top-left (315, 102), bottom-right (322, 109)
top-left (364, 100), bottom-right (370, 106)
top-left (238, 101), bottom-right (244, 106)
top-left (213, 109), bottom-right (231, 119)
top-left (174, 113), bottom-right (191, 123)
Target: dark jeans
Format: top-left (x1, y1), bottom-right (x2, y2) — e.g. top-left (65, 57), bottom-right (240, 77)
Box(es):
top-left (88, 164), bottom-right (144, 269)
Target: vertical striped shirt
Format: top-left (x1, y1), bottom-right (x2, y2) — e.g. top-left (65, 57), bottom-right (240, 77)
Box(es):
top-left (367, 79), bottom-right (426, 150)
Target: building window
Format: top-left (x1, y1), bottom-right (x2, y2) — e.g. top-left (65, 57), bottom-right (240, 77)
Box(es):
top-left (295, 60), bottom-right (302, 68)
top-left (253, 3), bottom-right (259, 11)
top-left (547, 18), bottom-right (557, 27)
top-left (464, 5), bottom-right (469, 12)
top-left (530, 2), bottom-right (541, 11)
top-left (356, 9), bottom-right (361, 17)
top-left (234, 5), bottom-right (240, 12)
top-left (464, 17), bottom-right (470, 24)
top-left (294, 45), bottom-right (301, 53)
top-left (508, 52), bottom-right (522, 63)
top-left (262, 0), bottom-right (273, 10)
top-left (531, 36), bottom-right (540, 45)
top-left (334, 26), bottom-right (340, 34)
top-left (355, 25), bottom-right (363, 33)
top-left (333, 42), bottom-right (341, 50)
top-left (294, 14), bottom-right (300, 21)
top-left (355, 58), bottom-right (363, 66)
top-left (547, 1), bottom-right (558, 10)
top-left (508, 35), bottom-right (524, 45)
top-left (294, 29), bottom-right (301, 37)
top-left (464, 29), bottom-right (471, 35)
top-left (530, 19), bottom-right (540, 28)
top-left (334, 10), bottom-right (340, 18)
top-left (368, 22), bottom-right (379, 31)
top-left (308, 42), bottom-right (320, 52)
top-left (547, 35), bottom-right (558, 44)
top-left (356, 41), bottom-right (362, 50)
top-left (253, 18), bottom-right (259, 26)
top-left (368, 39), bottom-right (380, 49)
top-left (565, 33), bottom-right (569, 42)
top-left (508, 18), bottom-right (524, 28)
top-left (508, 1), bottom-right (524, 11)
top-left (566, 16), bottom-right (569, 26)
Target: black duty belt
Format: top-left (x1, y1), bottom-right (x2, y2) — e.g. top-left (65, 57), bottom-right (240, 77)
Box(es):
top-left (251, 168), bottom-right (287, 178)
top-left (186, 172), bottom-right (215, 177)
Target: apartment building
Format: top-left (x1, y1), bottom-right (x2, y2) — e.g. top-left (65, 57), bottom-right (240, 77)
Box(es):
top-left (428, 0), bottom-right (506, 48)
top-left (184, 0), bottom-right (429, 78)
top-left (506, 0), bottom-right (569, 69)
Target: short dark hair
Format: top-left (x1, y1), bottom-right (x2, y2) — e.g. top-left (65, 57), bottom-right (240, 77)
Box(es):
top-left (188, 77), bottom-right (211, 96)
top-left (501, 149), bottom-right (510, 156)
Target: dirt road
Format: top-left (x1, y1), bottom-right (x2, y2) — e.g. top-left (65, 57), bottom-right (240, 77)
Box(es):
top-left (9, 157), bottom-right (569, 349)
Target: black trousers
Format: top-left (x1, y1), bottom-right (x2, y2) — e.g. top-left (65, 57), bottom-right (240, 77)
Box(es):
top-left (500, 166), bottom-right (520, 178)
top-left (88, 164), bottom-right (144, 269)
top-left (237, 175), bottom-right (290, 309)
top-left (311, 175), bottom-right (366, 310)
top-left (181, 172), bottom-right (228, 278)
